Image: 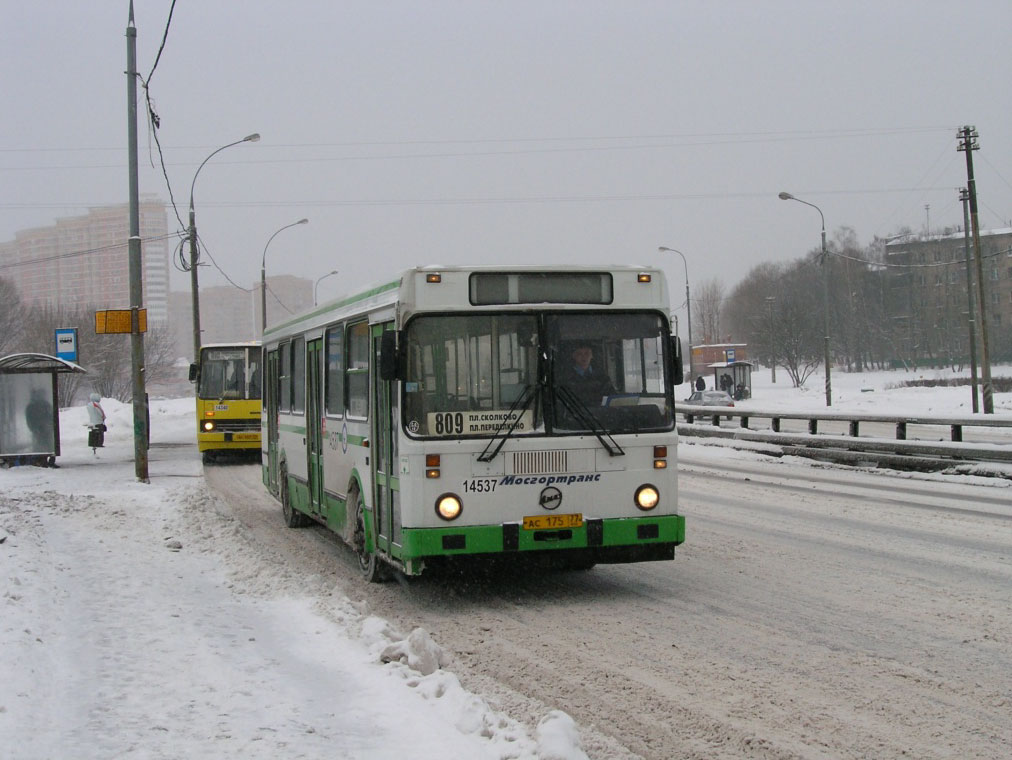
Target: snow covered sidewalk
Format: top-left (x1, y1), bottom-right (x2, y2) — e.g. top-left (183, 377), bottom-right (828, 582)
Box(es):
top-left (0, 399), bottom-right (589, 760)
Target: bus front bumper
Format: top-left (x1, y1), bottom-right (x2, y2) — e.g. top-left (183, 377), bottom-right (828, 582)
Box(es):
top-left (197, 432), bottom-right (261, 452)
top-left (398, 514), bottom-right (685, 567)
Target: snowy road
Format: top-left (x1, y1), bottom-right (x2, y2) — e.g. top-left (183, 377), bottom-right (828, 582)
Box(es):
top-left (206, 450), bottom-right (1012, 760)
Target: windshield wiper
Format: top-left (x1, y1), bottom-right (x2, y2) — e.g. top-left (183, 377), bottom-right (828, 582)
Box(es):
top-left (476, 385), bottom-right (537, 463)
top-left (554, 385), bottom-right (625, 457)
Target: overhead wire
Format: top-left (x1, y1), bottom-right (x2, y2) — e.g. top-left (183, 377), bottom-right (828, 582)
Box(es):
top-left (265, 282), bottom-right (295, 314)
top-left (0, 126), bottom-right (958, 171)
top-left (0, 232), bottom-right (181, 271)
top-left (194, 233), bottom-right (251, 292)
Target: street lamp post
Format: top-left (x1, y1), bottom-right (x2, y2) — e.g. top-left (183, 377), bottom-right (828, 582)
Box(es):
top-left (314, 270), bottom-right (339, 305)
top-left (778, 191), bottom-right (832, 406)
top-left (765, 296), bottom-right (776, 383)
top-left (658, 246), bottom-right (692, 384)
top-left (188, 133), bottom-right (260, 361)
top-left (260, 218), bottom-right (309, 335)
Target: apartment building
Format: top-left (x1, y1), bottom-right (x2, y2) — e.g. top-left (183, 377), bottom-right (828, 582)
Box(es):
top-left (0, 197), bottom-right (171, 325)
top-left (168, 274), bottom-right (313, 359)
top-left (885, 226), bottom-right (1012, 361)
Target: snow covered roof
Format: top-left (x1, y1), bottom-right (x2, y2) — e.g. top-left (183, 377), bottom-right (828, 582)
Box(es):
top-left (0, 352), bottom-right (86, 374)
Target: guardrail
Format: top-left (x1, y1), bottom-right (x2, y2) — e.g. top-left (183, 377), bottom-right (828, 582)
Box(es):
top-left (676, 405), bottom-right (1012, 473)
top-left (677, 405), bottom-right (1012, 442)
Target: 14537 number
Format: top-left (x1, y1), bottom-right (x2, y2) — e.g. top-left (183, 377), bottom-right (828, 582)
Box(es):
top-left (463, 478), bottom-right (497, 493)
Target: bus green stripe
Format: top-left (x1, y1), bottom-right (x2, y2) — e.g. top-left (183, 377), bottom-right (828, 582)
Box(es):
top-left (264, 278), bottom-right (400, 337)
top-left (400, 514), bottom-right (685, 557)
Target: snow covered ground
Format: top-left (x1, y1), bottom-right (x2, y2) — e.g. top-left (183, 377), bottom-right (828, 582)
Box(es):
top-left (1, 366), bottom-right (1009, 759)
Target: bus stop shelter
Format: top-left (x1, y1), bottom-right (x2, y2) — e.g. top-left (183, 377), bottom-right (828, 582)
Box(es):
top-left (0, 353), bottom-right (86, 468)
top-left (710, 360), bottom-right (753, 400)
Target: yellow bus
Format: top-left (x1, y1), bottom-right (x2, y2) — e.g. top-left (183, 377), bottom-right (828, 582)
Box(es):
top-left (189, 342), bottom-right (262, 462)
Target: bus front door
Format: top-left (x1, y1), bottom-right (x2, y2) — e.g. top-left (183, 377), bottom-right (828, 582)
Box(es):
top-left (371, 323), bottom-right (400, 559)
top-left (266, 349), bottom-right (279, 492)
top-left (307, 338), bottom-right (324, 514)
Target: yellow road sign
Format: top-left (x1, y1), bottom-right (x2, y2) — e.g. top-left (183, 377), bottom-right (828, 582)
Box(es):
top-left (94, 309), bottom-right (147, 334)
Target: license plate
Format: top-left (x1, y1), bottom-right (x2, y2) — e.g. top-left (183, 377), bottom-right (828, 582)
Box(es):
top-left (232, 432), bottom-right (259, 441)
top-left (522, 513), bottom-right (583, 530)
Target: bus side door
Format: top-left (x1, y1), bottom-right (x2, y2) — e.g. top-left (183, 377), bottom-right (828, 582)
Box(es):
top-left (307, 338), bottom-right (324, 514)
top-left (265, 348), bottom-right (280, 492)
top-left (371, 323), bottom-right (400, 557)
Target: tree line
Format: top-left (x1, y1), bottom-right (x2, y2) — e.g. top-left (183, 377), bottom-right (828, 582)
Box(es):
top-left (700, 228), bottom-right (1011, 388)
top-left (0, 276), bottom-right (176, 406)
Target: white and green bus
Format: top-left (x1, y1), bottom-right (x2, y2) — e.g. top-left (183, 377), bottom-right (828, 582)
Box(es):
top-left (262, 265), bottom-right (685, 581)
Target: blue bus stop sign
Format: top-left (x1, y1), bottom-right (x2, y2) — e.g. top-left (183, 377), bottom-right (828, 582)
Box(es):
top-left (55, 328), bottom-right (78, 362)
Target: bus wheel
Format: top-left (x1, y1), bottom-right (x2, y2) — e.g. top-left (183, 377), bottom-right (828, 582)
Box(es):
top-left (350, 486), bottom-right (385, 583)
top-left (281, 465), bottom-right (309, 528)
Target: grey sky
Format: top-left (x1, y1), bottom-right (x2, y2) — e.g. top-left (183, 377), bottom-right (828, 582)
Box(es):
top-left (3, 1), bottom-right (1010, 327)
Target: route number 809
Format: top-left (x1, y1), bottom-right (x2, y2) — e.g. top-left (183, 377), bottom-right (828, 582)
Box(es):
top-left (434, 412), bottom-right (465, 435)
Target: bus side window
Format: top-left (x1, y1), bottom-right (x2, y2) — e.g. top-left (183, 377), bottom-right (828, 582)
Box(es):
top-left (248, 349), bottom-right (262, 399)
top-left (346, 321), bottom-right (370, 418)
top-left (280, 342), bottom-right (291, 412)
top-left (325, 324), bottom-right (345, 416)
top-left (292, 336), bottom-right (305, 414)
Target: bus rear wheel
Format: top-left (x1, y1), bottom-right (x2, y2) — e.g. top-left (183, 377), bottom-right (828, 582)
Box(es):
top-left (350, 486), bottom-right (385, 583)
top-left (281, 465), bottom-right (309, 528)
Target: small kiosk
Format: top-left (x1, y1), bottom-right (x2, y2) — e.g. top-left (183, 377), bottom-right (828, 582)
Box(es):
top-left (0, 353), bottom-right (86, 467)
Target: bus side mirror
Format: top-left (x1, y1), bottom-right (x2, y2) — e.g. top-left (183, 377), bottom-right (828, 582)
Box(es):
top-left (669, 336), bottom-right (684, 386)
top-left (379, 331), bottom-right (401, 380)
top-left (188, 362), bottom-right (198, 383)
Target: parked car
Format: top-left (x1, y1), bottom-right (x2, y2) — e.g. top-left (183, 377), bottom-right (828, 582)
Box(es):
top-left (682, 390), bottom-right (735, 407)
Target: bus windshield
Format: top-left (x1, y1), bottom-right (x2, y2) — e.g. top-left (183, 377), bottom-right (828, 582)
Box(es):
top-left (198, 347), bottom-right (262, 401)
top-left (403, 314), bottom-right (540, 437)
top-left (548, 312), bottom-right (672, 433)
top-left (401, 312), bottom-right (673, 438)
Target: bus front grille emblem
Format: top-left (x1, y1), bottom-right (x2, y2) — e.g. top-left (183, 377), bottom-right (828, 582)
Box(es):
top-left (539, 486), bottom-right (562, 511)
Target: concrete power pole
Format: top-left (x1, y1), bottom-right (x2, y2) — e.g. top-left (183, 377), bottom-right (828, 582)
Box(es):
top-left (957, 126), bottom-right (993, 414)
top-left (126, 1), bottom-right (150, 480)
top-left (959, 188), bottom-right (980, 413)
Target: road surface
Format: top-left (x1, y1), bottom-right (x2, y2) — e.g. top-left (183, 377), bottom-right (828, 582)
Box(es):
top-left (206, 451), bottom-right (1012, 760)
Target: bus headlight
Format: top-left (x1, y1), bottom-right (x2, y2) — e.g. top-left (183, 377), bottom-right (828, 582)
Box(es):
top-left (202, 420), bottom-right (216, 432)
top-left (635, 484), bottom-right (659, 511)
top-left (435, 493), bottom-right (462, 521)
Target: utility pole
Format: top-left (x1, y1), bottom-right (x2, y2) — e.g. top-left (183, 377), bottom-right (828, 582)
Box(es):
top-left (126, 1), bottom-right (149, 481)
top-left (189, 203), bottom-right (201, 362)
top-left (959, 188), bottom-right (980, 413)
top-left (765, 296), bottom-right (776, 383)
top-left (957, 126), bottom-right (993, 413)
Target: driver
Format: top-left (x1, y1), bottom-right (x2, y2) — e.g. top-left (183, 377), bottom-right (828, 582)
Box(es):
top-left (560, 344), bottom-right (616, 405)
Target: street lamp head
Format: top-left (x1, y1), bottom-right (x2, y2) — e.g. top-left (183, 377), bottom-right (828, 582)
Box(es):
top-left (314, 269), bottom-right (340, 305)
top-left (297, 218), bottom-right (309, 225)
top-left (778, 191), bottom-right (794, 201)
top-left (244, 133), bottom-right (261, 143)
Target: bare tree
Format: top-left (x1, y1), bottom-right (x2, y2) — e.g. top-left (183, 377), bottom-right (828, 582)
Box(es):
top-left (724, 261), bottom-right (785, 374)
top-left (725, 258), bottom-right (822, 387)
top-left (692, 277), bottom-right (726, 344)
top-left (774, 259), bottom-right (823, 387)
top-left (17, 302), bottom-right (176, 404)
top-left (0, 277), bottom-right (26, 357)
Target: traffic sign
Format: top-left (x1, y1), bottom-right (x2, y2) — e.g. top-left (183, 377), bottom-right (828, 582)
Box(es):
top-left (95, 309), bottom-right (147, 334)
top-left (55, 328), bottom-right (79, 361)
